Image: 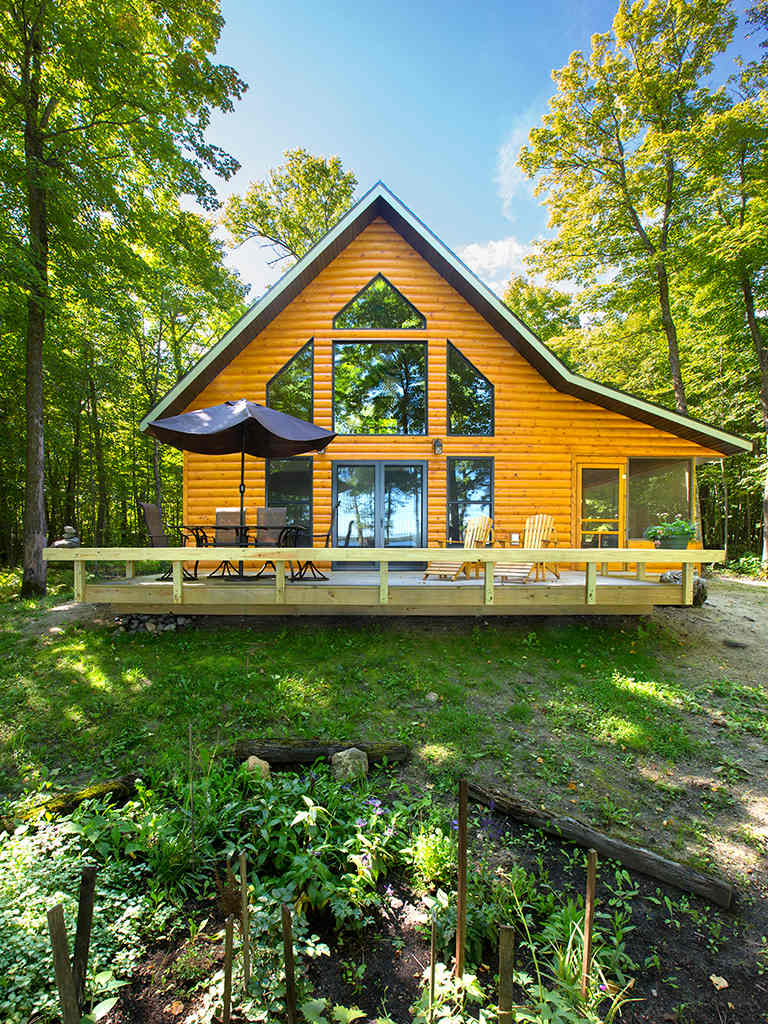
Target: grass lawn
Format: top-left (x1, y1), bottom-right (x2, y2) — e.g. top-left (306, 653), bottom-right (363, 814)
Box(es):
top-left (2, 566), bottom-right (767, 883)
top-left (3, 566), bottom-right (768, 1023)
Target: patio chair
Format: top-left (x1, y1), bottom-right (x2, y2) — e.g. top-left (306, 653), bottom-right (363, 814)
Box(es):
top-left (252, 506), bottom-right (287, 578)
top-left (285, 502), bottom-right (350, 581)
top-left (493, 513), bottom-right (559, 584)
top-left (138, 502), bottom-right (199, 580)
top-left (423, 513), bottom-right (493, 581)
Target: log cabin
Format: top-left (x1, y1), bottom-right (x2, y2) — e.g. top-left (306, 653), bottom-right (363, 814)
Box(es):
top-left (46, 183), bottom-right (749, 615)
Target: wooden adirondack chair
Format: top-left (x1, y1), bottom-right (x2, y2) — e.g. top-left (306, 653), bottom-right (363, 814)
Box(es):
top-left (423, 513), bottom-right (493, 581)
top-left (493, 513), bottom-right (560, 584)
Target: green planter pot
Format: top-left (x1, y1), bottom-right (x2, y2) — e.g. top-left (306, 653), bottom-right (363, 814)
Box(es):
top-left (657, 536), bottom-right (692, 550)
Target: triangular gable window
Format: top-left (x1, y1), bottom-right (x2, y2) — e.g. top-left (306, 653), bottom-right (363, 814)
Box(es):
top-left (333, 274), bottom-right (426, 329)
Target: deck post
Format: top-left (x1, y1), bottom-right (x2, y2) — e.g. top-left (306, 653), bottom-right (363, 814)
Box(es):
top-left (600, 561), bottom-right (608, 576)
top-left (682, 562), bottom-right (693, 605)
top-left (585, 562), bottom-right (597, 605)
top-left (125, 561), bottom-right (134, 579)
top-left (73, 561), bottom-right (86, 603)
top-left (379, 561), bottom-right (389, 604)
top-left (172, 562), bottom-right (183, 604)
top-left (275, 561), bottom-right (286, 603)
top-left (483, 561), bottom-right (494, 605)
top-left (636, 561), bottom-right (646, 580)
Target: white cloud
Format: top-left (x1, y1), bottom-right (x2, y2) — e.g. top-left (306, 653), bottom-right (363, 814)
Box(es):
top-left (458, 236), bottom-right (531, 295)
top-left (496, 105), bottom-right (545, 219)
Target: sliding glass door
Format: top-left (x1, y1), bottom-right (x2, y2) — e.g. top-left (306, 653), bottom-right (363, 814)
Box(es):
top-left (333, 461), bottom-right (426, 565)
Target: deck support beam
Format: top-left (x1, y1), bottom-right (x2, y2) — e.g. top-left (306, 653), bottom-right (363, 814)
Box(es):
top-left (125, 561), bottom-right (134, 579)
top-left (484, 562), bottom-right (494, 605)
top-left (585, 562), bottom-right (597, 605)
top-left (379, 561), bottom-right (389, 604)
top-left (682, 562), bottom-right (693, 605)
top-left (276, 561), bottom-right (286, 603)
top-left (172, 562), bottom-right (183, 604)
top-left (74, 561), bottom-right (86, 603)
top-left (636, 562), bottom-right (646, 580)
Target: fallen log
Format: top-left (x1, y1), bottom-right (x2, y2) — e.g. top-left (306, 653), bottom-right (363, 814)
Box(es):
top-left (468, 781), bottom-right (734, 909)
top-left (0, 774), bottom-right (138, 833)
top-left (234, 739), bottom-right (409, 767)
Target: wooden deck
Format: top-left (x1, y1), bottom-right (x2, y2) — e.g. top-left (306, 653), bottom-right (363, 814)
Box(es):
top-left (44, 545), bottom-right (722, 617)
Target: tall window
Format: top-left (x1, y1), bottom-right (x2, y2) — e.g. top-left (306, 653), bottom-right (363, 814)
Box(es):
top-left (446, 458), bottom-right (493, 543)
top-left (447, 343), bottom-right (493, 435)
top-left (628, 459), bottom-right (692, 538)
top-left (267, 457), bottom-right (313, 531)
top-left (333, 342), bottom-right (427, 434)
top-left (333, 274), bottom-right (426, 329)
top-left (266, 339), bottom-right (313, 420)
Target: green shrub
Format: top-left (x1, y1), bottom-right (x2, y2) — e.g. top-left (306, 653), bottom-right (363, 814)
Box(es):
top-left (0, 821), bottom-right (174, 1024)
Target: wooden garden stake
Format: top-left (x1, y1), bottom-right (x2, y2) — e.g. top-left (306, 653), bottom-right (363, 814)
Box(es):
top-left (188, 724), bottom-right (195, 860)
top-left (428, 915), bottom-right (437, 1023)
top-left (239, 852), bottom-right (250, 989)
top-left (498, 925), bottom-right (515, 1024)
top-left (281, 903), bottom-right (297, 1024)
top-left (580, 849), bottom-right (598, 1000)
top-left (455, 778), bottom-right (468, 978)
top-left (47, 904), bottom-right (80, 1024)
top-left (72, 864), bottom-right (98, 1009)
top-left (222, 915), bottom-right (234, 1024)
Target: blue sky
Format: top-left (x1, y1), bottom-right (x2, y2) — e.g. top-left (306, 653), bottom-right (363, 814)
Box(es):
top-left (205, 0), bottom-right (763, 298)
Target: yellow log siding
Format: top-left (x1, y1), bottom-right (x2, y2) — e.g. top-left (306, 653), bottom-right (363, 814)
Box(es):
top-left (183, 218), bottom-right (719, 547)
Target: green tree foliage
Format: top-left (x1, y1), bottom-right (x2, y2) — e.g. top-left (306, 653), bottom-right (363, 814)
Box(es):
top-left (223, 148), bottom-right (358, 263)
top-left (518, 0), bottom-right (736, 414)
top-left (503, 274), bottom-right (579, 345)
top-left (0, 0), bottom-right (245, 593)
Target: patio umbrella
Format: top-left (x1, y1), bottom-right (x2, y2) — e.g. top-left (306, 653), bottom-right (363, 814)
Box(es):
top-left (146, 399), bottom-right (335, 533)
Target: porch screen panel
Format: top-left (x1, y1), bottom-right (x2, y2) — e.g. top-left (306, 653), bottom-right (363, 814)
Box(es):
top-left (267, 457), bottom-right (313, 537)
top-left (446, 458), bottom-right (493, 543)
top-left (628, 459), bottom-right (692, 537)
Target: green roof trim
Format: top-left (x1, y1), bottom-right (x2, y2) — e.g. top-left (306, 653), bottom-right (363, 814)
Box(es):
top-left (140, 182), bottom-right (751, 456)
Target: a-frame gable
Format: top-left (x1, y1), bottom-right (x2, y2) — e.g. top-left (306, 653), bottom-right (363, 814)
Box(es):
top-left (140, 182), bottom-right (750, 456)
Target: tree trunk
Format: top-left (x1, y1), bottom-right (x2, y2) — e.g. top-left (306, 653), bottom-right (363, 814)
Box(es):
top-left (87, 369), bottom-right (108, 545)
top-left (720, 460), bottom-right (730, 563)
top-left (152, 438), bottom-right (163, 508)
top-left (63, 403), bottom-right (81, 529)
top-left (655, 262), bottom-right (687, 414)
top-left (21, 23), bottom-right (49, 597)
top-left (740, 273), bottom-right (768, 564)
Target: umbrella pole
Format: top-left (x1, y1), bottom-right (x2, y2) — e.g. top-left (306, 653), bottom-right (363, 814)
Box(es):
top-left (239, 434), bottom-right (246, 575)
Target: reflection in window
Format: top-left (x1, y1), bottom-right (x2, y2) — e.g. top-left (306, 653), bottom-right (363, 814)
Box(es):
top-left (384, 464), bottom-right (423, 547)
top-left (628, 459), bottom-right (691, 538)
top-left (581, 467), bottom-right (620, 548)
top-left (333, 275), bottom-right (426, 329)
top-left (267, 457), bottom-right (312, 532)
top-left (447, 343), bottom-right (493, 435)
top-left (266, 340), bottom-right (313, 420)
top-left (447, 458), bottom-right (493, 543)
top-left (336, 464), bottom-right (375, 547)
top-left (333, 342), bottom-right (426, 434)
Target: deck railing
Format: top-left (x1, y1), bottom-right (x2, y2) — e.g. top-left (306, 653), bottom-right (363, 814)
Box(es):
top-left (44, 545), bottom-right (723, 608)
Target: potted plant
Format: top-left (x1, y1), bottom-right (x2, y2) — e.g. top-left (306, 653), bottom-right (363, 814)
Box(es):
top-left (643, 519), bottom-right (697, 550)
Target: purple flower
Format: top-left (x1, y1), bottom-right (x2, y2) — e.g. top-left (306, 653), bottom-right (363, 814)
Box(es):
top-left (384, 826), bottom-right (394, 838)
top-left (384, 884), bottom-right (395, 898)
top-left (373, 807), bottom-right (383, 816)
top-left (355, 817), bottom-right (365, 827)
top-left (451, 819), bottom-right (459, 831)
top-left (364, 797), bottom-right (382, 807)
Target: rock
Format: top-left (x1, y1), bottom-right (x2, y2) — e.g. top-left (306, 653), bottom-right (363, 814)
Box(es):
top-left (145, 622), bottom-right (157, 633)
top-left (425, 691), bottom-right (440, 703)
top-left (659, 570), bottom-right (708, 606)
top-left (723, 638), bottom-right (748, 649)
top-left (331, 747), bottom-right (369, 780)
top-left (389, 896), bottom-right (404, 910)
top-left (244, 755), bottom-right (270, 779)
top-left (52, 525), bottom-right (81, 548)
